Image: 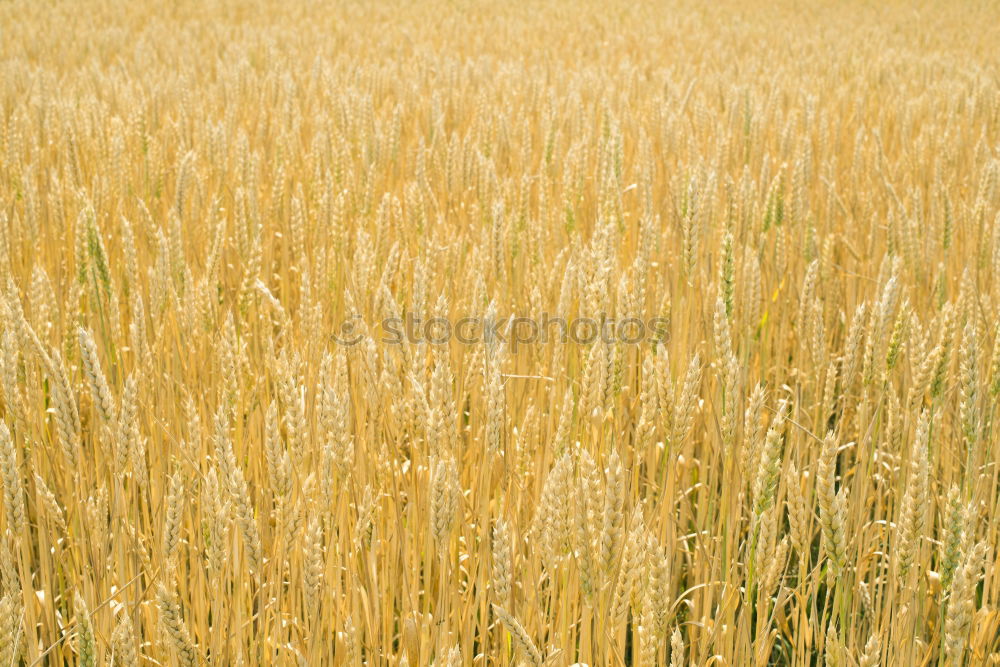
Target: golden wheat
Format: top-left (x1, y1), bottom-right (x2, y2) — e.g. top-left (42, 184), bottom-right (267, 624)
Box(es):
top-left (0, 0), bottom-right (998, 664)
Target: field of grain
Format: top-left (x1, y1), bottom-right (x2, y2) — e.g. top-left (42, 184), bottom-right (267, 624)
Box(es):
top-left (1, 0), bottom-right (999, 665)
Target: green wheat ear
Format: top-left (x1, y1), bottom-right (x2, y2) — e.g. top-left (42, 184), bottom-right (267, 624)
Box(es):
top-left (721, 230), bottom-right (735, 318)
top-left (88, 224), bottom-right (112, 301)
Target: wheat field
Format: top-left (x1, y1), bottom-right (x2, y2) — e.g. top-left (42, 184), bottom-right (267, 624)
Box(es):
top-left (0, 0), bottom-right (999, 665)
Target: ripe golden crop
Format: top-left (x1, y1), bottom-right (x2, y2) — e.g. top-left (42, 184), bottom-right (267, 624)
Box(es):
top-left (0, 0), bottom-right (998, 664)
